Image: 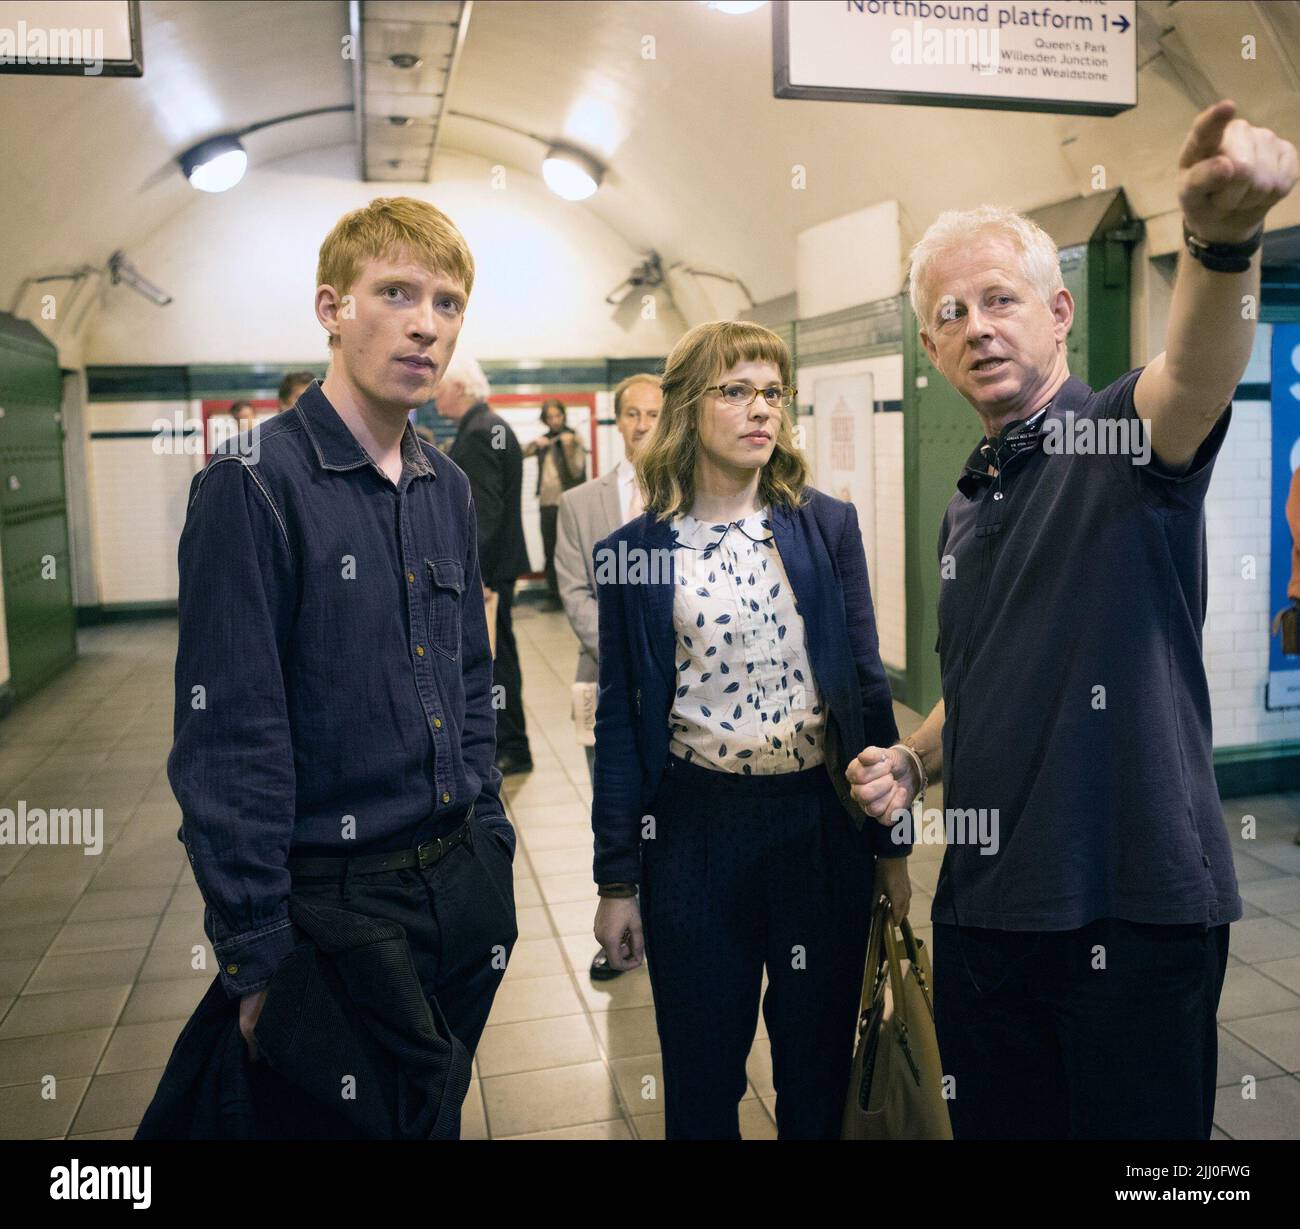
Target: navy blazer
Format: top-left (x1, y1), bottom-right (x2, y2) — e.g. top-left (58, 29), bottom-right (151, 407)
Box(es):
top-left (591, 486), bottom-right (904, 884)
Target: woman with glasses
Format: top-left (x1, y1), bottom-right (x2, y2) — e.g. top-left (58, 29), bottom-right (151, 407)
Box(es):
top-left (589, 320), bottom-right (912, 1139)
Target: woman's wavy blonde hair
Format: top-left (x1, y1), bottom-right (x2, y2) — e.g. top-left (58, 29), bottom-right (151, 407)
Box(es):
top-left (636, 320), bottom-right (809, 520)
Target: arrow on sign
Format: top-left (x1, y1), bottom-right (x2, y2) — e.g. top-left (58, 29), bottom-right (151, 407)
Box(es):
top-left (1114, 14), bottom-right (1130, 33)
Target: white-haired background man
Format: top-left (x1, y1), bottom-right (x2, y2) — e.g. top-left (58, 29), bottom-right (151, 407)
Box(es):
top-left (849, 101), bottom-right (1297, 1139)
top-left (441, 354), bottom-right (535, 775)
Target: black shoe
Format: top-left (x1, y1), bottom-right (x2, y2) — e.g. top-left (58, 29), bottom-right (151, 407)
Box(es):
top-left (496, 750), bottom-right (534, 776)
top-left (590, 949), bottom-right (624, 980)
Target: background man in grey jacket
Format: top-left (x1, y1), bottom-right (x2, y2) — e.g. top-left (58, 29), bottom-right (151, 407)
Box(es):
top-left (554, 372), bottom-right (662, 979)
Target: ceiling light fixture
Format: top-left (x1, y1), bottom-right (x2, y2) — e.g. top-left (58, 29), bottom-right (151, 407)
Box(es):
top-left (180, 135), bottom-right (248, 193)
top-left (702, 1), bottom-right (767, 13)
top-left (448, 110), bottom-right (609, 202)
top-left (177, 105), bottom-right (354, 194)
top-left (541, 144), bottom-right (603, 201)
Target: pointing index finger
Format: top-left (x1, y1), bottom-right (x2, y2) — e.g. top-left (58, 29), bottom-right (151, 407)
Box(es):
top-left (1179, 99), bottom-right (1237, 169)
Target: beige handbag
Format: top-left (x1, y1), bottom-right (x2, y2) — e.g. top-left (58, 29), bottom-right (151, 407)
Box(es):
top-left (842, 897), bottom-right (953, 1140)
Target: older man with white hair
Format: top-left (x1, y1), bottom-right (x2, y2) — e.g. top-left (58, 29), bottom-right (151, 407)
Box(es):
top-left (441, 353), bottom-right (534, 775)
top-left (848, 101), bottom-right (1296, 1139)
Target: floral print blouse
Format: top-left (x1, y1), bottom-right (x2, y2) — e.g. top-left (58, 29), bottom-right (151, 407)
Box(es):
top-left (666, 506), bottom-right (826, 774)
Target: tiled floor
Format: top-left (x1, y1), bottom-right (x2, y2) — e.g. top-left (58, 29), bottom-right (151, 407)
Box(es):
top-left (0, 613), bottom-right (1298, 1138)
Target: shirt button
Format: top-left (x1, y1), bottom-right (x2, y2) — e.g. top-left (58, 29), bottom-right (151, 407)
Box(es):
top-left (433, 716), bottom-right (442, 728)
top-left (225, 963), bottom-right (239, 975)
top-left (441, 792), bottom-right (451, 804)
top-left (416, 645), bottom-right (425, 657)
top-left (407, 572), bottom-right (415, 583)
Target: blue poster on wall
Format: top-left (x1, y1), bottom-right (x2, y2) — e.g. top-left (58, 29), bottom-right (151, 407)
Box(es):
top-left (1268, 323), bottom-right (1300, 709)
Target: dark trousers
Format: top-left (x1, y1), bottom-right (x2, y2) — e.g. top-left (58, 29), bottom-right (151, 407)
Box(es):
top-left (640, 754), bottom-right (875, 1139)
top-left (540, 504), bottom-right (560, 601)
top-left (933, 918), bottom-right (1230, 1139)
top-left (489, 578), bottom-right (530, 758)
top-left (254, 810), bottom-right (519, 1138)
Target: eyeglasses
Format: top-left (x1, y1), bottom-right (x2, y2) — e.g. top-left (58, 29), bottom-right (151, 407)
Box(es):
top-left (707, 382), bottom-right (797, 409)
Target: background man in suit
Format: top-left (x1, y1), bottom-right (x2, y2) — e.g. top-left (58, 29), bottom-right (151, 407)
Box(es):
top-left (441, 354), bottom-right (534, 775)
top-left (554, 372), bottom-right (663, 980)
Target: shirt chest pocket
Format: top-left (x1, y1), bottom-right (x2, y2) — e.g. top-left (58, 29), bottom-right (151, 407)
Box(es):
top-left (425, 558), bottom-right (464, 660)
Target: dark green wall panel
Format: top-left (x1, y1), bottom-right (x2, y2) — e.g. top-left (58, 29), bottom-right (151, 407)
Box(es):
top-left (0, 314), bottom-right (76, 701)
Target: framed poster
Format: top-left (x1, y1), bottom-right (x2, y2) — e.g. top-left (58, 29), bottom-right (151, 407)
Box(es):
top-left (1268, 324), bottom-right (1300, 709)
top-left (773, 0), bottom-right (1136, 116)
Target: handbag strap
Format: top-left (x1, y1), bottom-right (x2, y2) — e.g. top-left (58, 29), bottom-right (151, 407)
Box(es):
top-left (855, 896), bottom-right (889, 1022)
top-left (880, 913), bottom-right (912, 1032)
top-left (898, 916), bottom-right (935, 1017)
top-left (857, 897), bottom-right (931, 1027)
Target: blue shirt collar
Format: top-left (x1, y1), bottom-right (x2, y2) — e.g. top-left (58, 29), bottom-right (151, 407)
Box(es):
top-left (295, 379), bottom-right (436, 479)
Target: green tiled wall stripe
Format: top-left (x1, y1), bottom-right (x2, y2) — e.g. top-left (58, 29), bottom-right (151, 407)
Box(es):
top-left (1214, 741), bottom-right (1300, 799)
top-left (90, 430), bottom-right (192, 440)
top-left (87, 366), bottom-right (191, 400)
top-left (86, 359), bottom-right (669, 403)
top-left (77, 602), bottom-right (178, 626)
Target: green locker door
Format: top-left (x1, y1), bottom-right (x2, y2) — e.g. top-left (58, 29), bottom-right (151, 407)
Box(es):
top-left (902, 297), bottom-right (980, 714)
top-left (0, 314), bottom-right (77, 702)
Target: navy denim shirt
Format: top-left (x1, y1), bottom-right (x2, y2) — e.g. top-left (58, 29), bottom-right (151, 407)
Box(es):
top-left (169, 380), bottom-right (511, 999)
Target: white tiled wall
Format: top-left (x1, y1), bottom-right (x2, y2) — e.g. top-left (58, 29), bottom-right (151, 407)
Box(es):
top-left (796, 354), bottom-right (906, 672)
top-left (1204, 324), bottom-right (1300, 747)
top-left (86, 400), bottom-right (202, 606)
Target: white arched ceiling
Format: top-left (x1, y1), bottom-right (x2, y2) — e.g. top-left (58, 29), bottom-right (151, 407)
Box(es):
top-left (0, 1), bottom-right (351, 325)
top-left (2, 0), bottom-right (1298, 363)
top-left (84, 142), bottom-right (689, 362)
top-left (444, 0), bottom-right (1300, 295)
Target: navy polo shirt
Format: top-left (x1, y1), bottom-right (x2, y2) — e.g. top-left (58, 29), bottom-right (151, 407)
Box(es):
top-left (931, 367), bottom-right (1242, 931)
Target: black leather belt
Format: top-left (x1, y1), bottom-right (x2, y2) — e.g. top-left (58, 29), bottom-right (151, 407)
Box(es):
top-left (288, 805), bottom-right (474, 880)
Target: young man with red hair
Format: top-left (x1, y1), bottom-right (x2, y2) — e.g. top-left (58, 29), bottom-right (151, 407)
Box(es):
top-left (160, 197), bottom-right (517, 1136)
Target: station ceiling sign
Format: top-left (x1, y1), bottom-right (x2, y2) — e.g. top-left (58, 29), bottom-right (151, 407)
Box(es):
top-left (773, 0), bottom-right (1137, 116)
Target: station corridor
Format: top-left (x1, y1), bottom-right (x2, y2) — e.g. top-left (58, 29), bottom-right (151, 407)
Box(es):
top-left (1, 609), bottom-right (1298, 1141)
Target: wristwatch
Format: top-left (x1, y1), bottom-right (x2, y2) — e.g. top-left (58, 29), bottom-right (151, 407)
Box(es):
top-left (1183, 222), bottom-right (1264, 273)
